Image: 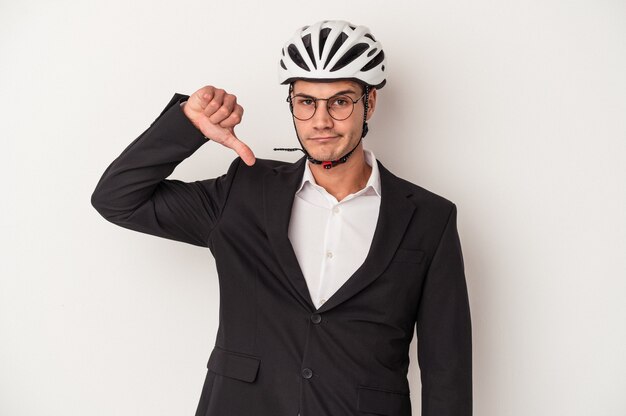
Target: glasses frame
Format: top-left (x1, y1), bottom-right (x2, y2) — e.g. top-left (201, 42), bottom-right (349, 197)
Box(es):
top-left (286, 92), bottom-right (367, 121)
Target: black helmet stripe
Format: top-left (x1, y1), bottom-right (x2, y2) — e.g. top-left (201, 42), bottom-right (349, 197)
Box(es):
top-left (323, 32), bottom-right (348, 69)
top-left (288, 44), bottom-right (310, 71)
top-left (361, 50), bottom-right (385, 72)
top-left (318, 27), bottom-right (331, 60)
top-left (330, 43), bottom-right (369, 72)
top-left (301, 33), bottom-right (317, 69)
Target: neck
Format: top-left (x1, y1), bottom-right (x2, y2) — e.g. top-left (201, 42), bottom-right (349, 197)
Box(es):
top-left (308, 145), bottom-right (372, 202)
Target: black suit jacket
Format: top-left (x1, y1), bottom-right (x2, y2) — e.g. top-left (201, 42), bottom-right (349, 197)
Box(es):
top-left (91, 93), bottom-right (472, 416)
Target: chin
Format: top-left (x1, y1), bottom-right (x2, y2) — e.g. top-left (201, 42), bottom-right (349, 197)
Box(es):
top-left (303, 141), bottom-right (349, 161)
top-left (305, 149), bottom-right (343, 162)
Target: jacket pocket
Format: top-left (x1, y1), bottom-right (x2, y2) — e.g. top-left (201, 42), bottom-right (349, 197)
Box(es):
top-left (392, 248), bottom-right (426, 264)
top-left (357, 385), bottom-right (411, 415)
top-left (207, 346), bottom-right (261, 383)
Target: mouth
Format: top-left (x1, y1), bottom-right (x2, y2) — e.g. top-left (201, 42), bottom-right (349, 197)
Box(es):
top-left (308, 136), bottom-right (339, 142)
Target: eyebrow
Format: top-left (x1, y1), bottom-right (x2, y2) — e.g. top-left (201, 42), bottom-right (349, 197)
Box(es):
top-left (293, 89), bottom-right (358, 98)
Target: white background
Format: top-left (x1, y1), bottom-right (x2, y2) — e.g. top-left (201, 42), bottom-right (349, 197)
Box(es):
top-left (1, 0), bottom-right (625, 415)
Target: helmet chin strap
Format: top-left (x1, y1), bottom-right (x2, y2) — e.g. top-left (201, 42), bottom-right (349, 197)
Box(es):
top-left (274, 84), bottom-right (370, 170)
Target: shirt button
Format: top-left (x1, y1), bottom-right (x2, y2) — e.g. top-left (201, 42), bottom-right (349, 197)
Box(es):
top-left (311, 314), bottom-right (322, 324)
top-left (302, 368), bottom-right (313, 379)
top-left (320, 298), bottom-right (326, 304)
top-left (326, 251), bottom-right (333, 259)
top-left (332, 206), bottom-right (340, 214)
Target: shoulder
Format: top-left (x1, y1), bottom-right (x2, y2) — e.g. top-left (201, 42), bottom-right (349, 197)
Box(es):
top-left (247, 157), bottom-right (298, 170)
top-left (376, 159), bottom-right (457, 212)
top-left (224, 155), bottom-right (304, 180)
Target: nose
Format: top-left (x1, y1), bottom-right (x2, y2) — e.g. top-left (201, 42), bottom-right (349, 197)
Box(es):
top-left (311, 102), bottom-right (334, 130)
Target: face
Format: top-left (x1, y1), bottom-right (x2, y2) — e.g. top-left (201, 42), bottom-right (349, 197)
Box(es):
top-left (290, 80), bottom-right (377, 162)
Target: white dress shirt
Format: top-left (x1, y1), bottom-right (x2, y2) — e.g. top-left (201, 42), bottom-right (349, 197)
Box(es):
top-left (288, 148), bottom-right (382, 310)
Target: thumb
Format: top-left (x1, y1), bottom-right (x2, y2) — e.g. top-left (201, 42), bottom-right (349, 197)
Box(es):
top-left (225, 129), bottom-right (256, 166)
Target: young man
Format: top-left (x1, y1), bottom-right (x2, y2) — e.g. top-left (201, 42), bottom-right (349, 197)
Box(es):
top-left (91, 20), bottom-right (472, 416)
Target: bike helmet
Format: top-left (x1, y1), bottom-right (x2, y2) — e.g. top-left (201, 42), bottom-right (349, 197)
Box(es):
top-left (278, 20), bottom-right (386, 89)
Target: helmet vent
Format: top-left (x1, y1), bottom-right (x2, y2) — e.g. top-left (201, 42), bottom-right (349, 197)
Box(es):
top-left (280, 59), bottom-right (287, 70)
top-left (323, 32), bottom-right (348, 69)
top-left (318, 27), bottom-right (331, 59)
top-left (288, 44), bottom-right (310, 71)
top-left (330, 43), bottom-right (369, 72)
top-left (361, 50), bottom-right (384, 72)
top-left (364, 33), bottom-right (376, 41)
top-left (301, 33), bottom-right (317, 69)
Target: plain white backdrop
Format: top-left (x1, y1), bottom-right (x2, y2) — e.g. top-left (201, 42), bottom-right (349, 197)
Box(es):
top-left (1, 0), bottom-right (625, 415)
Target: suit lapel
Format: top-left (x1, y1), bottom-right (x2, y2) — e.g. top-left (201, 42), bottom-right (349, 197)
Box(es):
top-left (263, 156), bottom-right (417, 313)
top-left (315, 160), bottom-right (417, 313)
top-left (263, 156), bottom-right (316, 310)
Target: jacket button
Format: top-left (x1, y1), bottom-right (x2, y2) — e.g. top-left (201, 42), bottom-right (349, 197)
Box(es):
top-left (310, 314), bottom-right (322, 324)
top-left (301, 368), bottom-right (313, 379)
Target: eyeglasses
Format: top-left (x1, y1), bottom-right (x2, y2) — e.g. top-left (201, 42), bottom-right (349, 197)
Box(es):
top-left (286, 92), bottom-right (366, 121)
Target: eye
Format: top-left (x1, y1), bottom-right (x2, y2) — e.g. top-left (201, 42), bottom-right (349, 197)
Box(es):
top-left (331, 96), bottom-right (350, 107)
top-left (296, 97), bottom-right (314, 106)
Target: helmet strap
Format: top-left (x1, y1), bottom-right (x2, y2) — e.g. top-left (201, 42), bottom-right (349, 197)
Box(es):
top-left (362, 84), bottom-right (370, 139)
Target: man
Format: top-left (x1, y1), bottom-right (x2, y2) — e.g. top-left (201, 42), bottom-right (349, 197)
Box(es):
top-left (91, 20), bottom-right (472, 416)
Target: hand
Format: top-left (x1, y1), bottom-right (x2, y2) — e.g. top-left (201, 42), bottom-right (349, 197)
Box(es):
top-left (182, 85), bottom-right (256, 166)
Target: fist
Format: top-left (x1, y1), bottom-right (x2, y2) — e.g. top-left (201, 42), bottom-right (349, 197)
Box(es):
top-left (182, 85), bottom-right (255, 166)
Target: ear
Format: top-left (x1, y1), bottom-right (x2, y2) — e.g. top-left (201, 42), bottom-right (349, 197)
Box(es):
top-left (366, 88), bottom-right (377, 121)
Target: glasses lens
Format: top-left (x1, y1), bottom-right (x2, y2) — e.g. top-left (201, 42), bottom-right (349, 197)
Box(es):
top-left (291, 96), bottom-right (316, 120)
top-left (328, 95), bottom-right (354, 121)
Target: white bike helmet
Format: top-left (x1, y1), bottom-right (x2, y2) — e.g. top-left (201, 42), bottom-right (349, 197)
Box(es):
top-left (278, 20), bottom-right (386, 89)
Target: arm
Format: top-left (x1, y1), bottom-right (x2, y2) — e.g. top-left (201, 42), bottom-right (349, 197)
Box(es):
top-left (416, 204), bottom-right (473, 415)
top-left (90, 92), bottom-right (243, 247)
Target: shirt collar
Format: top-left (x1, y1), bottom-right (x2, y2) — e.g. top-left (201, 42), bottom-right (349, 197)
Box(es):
top-left (295, 148), bottom-right (382, 199)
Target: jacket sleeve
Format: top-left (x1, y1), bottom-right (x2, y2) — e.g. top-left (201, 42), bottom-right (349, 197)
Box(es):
top-left (416, 203), bottom-right (473, 416)
top-left (90, 93), bottom-right (241, 248)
